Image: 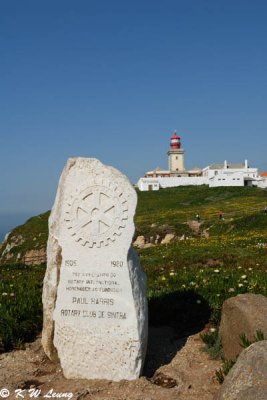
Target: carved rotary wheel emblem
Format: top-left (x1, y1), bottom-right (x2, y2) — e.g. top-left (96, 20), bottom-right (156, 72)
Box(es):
top-left (65, 181), bottom-right (128, 247)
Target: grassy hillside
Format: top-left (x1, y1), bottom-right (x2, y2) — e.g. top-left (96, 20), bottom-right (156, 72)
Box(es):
top-left (1, 186), bottom-right (267, 258)
top-left (0, 211), bottom-right (49, 264)
top-left (136, 185), bottom-right (267, 236)
top-left (0, 263), bottom-right (44, 351)
top-left (136, 186), bottom-right (267, 326)
top-left (1, 185), bottom-right (267, 350)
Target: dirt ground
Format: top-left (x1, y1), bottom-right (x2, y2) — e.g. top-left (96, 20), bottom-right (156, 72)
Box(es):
top-left (0, 326), bottom-right (221, 400)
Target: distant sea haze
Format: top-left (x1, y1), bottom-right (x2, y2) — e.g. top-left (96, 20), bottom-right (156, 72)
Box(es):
top-left (0, 227), bottom-right (11, 243)
top-left (0, 230), bottom-right (6, 242)
top-left (0, 212), bottom-right (36, 243)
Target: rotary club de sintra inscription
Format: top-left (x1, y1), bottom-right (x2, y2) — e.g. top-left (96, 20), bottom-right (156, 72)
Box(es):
top-left (65, 180), bottom-right (128, 247)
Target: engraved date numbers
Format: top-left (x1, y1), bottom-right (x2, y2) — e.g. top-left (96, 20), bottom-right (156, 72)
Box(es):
top-left (111, 260), bottom-right (123, 268)
top-left (65, 259), bottom-right (77, 267)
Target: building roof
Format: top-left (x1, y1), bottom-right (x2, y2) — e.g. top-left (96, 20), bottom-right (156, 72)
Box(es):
top-left (145, 167), bottom-right (170, 174)
top-left (188, 166), bottom-right (202, 172)
top-left (209, 163), bottom-right (245, 170)
top-left (259, 172), bottom-right (267, 177)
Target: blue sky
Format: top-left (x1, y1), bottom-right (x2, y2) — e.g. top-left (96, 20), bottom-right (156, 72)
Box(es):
top-left (1, 0), bottom-right (267, 238)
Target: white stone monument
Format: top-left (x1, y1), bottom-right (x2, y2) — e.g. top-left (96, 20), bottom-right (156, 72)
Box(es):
top-left (42, 158), bottom-right (148, 381)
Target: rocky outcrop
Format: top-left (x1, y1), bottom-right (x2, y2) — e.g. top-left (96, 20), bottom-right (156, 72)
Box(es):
top-left (0, 234), bottom-right (25, 264)
top-left (24, 248), bottom-right (47, 266)
top-left (133, 235), bottom-right (154, 249)
top-left (1, 234), bottom-right (25, 255)
top-left (0, 211), bottom-right (49, 266)
top-left (219, 294), bottom-right (267, 360)
top-left (215, 340), bottom-right (267, 400)
top-left (133, 232), bottom-right (187, 248)
top-left (161, 233), bottom-right (176, 245)
top-left (133, 235), bottom-right (146, 248)
top-left (0, 236), bottom-right (46, 266)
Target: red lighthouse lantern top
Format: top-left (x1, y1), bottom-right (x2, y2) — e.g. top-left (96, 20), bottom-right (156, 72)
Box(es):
top-left (170, 131), bottom-right (181, 149)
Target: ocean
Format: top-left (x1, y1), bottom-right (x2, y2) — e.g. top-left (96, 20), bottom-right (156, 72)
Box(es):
top-left (0, 230), bottom-right (6, 242)
top-left (0, 213), bottom-right (33, 243)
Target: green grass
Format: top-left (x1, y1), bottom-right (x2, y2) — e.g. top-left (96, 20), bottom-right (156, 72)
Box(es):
top-left (201, 329), bottom-right (223, 359)
top-left (1, 185), bottom-right (267, 351)
top-left (0, 264), bottom-right (45, 351)
top-left (135, 186), bottom-right (267, 237)
top-left (137, 186), bottom-right (267, 325)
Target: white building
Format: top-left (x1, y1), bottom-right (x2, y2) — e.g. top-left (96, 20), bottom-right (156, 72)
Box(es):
top-left (138, 176), bottom-right (208, 191)
top-left (202, 160), bottom-right (258, 187)
top-left (257, 172), bottom-right (267, 189)
top-left (138, 132), bottom-right (206, 190)
top-left (137, 132), bottom-right (260, 191)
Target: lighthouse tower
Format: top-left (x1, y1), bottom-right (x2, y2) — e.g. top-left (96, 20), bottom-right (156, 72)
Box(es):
top-left (167, 132), bottom-right (186, 176)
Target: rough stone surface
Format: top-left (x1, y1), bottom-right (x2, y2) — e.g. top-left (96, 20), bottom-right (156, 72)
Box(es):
top-left (42, 158), bottom-right (148, 381)
top-left (0, 235), bottom-right (25, 264)
top-left (133, 235), bottom-right (154, 249)
top-left (24, 247), bottom-right (46, 265)
top-left (161, 233), bottom-right (176, 245)
top-left (215, 340), bottom-right (267, 400)
top-left (219, 293), bottom-right (267, 360)
top-left (155, 234), bottom-right (161, 244)
top-left (133, 235), bottom-right (146, 248)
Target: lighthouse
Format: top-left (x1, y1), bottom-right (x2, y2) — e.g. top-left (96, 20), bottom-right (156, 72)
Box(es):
top-left (167, 132), bottom-right (186, 176)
